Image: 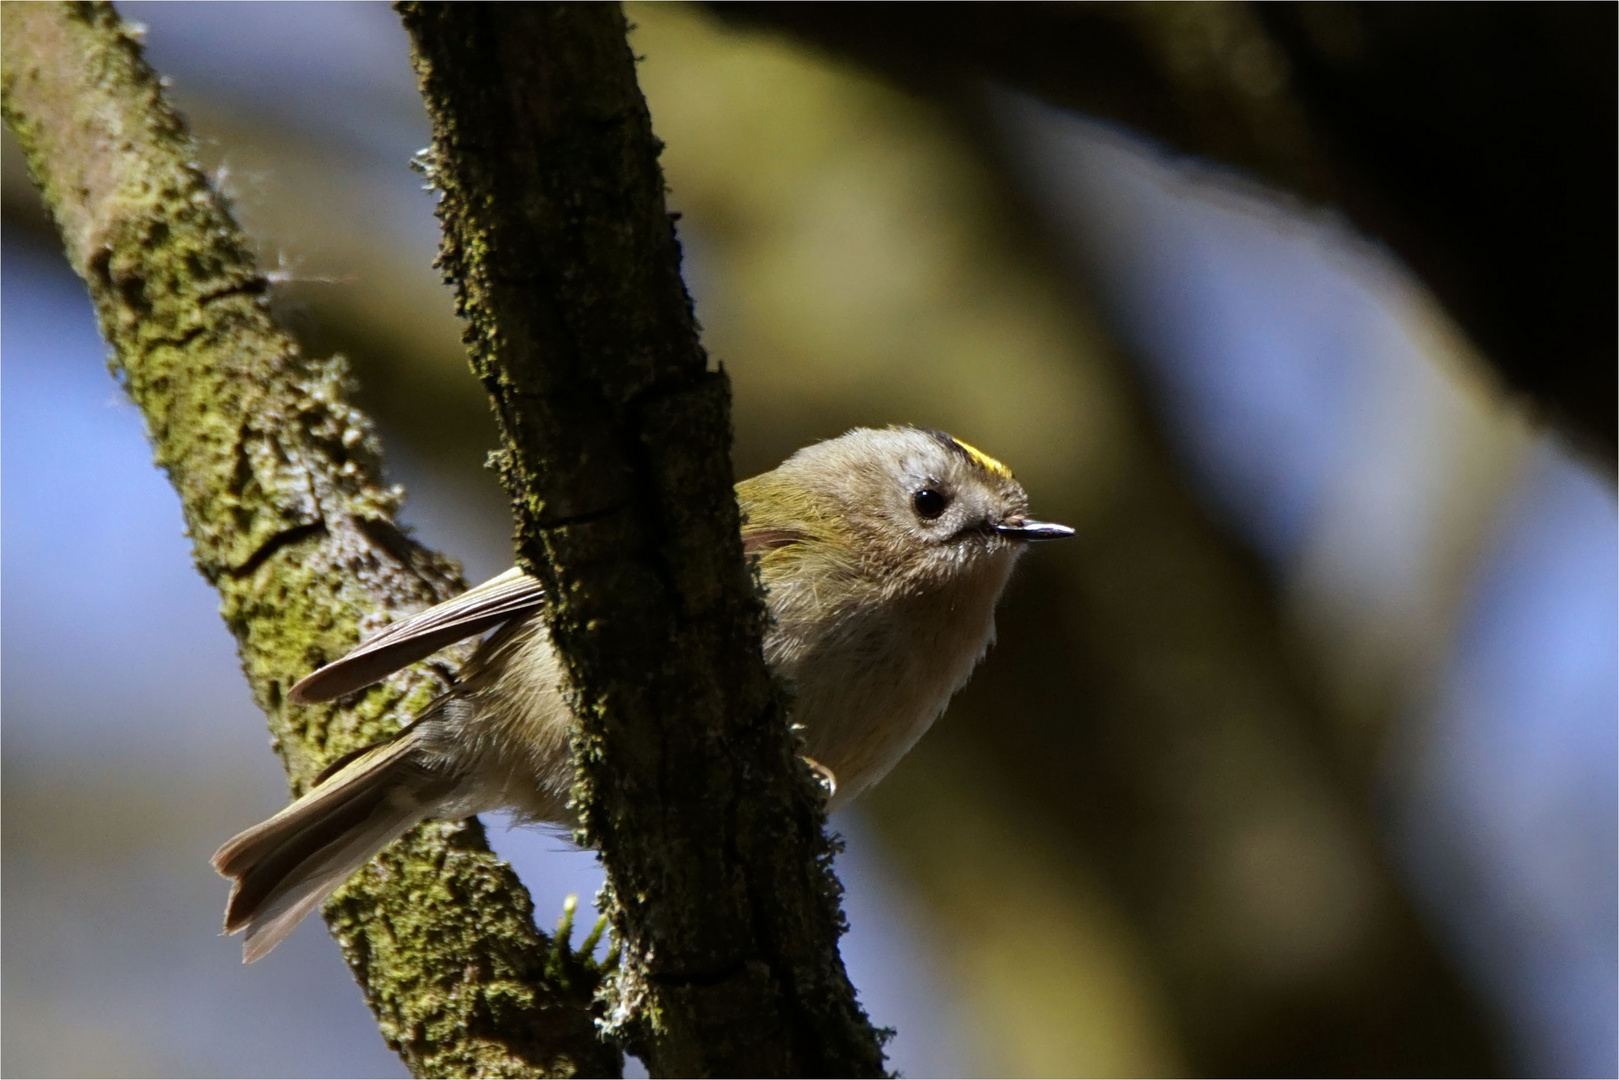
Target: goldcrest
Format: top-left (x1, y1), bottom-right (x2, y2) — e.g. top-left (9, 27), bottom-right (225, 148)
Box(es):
top-left (214, 426), bottom-right (1072, 961)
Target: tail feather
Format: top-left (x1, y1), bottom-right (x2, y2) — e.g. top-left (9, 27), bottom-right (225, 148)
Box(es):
top-left (237, 800), bottom-right (424, 963)
top-left (212, 731), bottom-right (455, 962)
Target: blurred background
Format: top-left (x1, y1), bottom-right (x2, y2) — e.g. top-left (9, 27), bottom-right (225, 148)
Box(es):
top-left (3, 3), bottom-right (1613, 1076)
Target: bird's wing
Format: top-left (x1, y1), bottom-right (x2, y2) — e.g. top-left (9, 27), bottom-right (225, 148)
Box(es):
top-left (742, 526), bottom-right (811, 553)
top-left (288, 567), bottom-right (546, 704)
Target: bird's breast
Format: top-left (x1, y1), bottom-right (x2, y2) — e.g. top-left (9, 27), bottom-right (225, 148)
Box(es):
top-left (764, 554), bottom-right (1016, 809)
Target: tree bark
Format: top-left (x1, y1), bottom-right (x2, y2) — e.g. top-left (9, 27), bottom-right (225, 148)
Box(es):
top-left (0, 3), bottom-right (617, 1076)
top-left (395, 4), bottom-right (887, 1075)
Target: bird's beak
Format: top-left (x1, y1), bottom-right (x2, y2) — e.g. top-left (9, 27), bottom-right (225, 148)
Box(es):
top-left (995, 516), bottom-right (1075, 541)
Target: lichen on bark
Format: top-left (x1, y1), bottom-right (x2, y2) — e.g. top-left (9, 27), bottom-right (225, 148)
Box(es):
top-left (1, 2), bottom-right (617, 1075)
top-left (398, 3), bottom-right (887, 1076)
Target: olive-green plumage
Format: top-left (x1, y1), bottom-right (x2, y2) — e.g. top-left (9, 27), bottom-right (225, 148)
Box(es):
top-left (214, 427), bottom-right (1071, 961)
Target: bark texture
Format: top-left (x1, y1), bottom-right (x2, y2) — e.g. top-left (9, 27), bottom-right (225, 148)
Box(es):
top-left (396, 4), bottom-right (887, 1076)
top-left (0, 4), bottom-right (617, 1076)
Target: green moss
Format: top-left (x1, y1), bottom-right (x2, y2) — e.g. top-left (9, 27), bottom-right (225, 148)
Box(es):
top-left (2, 4), bottom-right (615, 1076)
top-left (396, 3), bottom-right (885, 1074)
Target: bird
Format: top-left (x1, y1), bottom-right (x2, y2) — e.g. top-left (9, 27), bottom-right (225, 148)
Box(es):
top-left (212, 425), bottom-right (1072, 961)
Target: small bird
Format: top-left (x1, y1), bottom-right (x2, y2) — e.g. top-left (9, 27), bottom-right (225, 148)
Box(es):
top-left (213, 426), bottom-right (1072, 961)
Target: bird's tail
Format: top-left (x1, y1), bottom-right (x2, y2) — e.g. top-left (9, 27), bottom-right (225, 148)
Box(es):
top-left (212, 724), bottom-right (455, 963)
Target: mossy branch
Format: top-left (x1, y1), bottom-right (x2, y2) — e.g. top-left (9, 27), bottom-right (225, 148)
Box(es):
top-left (0, 3), bottom-right (617, 1076)
top-left (396, 3), bottom-right (887, 1076)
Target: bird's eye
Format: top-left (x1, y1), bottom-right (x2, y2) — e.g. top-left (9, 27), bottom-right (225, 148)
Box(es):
top-left (912, 487), bottom-right (949, 519)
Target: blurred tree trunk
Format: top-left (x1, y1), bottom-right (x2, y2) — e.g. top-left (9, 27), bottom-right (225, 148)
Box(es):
top-left (712, 2), bottom-right (1617, 469)
top-left (833, 100), bottom-right (1508, 1067)
top-left (890, 65), bottom-right (1508, 1080)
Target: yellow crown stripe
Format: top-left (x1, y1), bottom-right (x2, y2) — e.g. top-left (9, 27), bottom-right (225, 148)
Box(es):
top-left (952, 437), bottom-right (1013, 479)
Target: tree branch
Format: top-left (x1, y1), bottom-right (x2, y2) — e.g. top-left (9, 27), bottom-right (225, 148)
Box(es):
top-left (0, 3), bottom-right (616, 1076)
top-left (396, 3), bottom-right (887, 1075)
